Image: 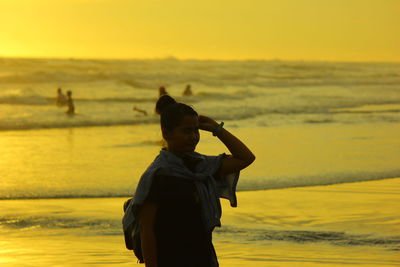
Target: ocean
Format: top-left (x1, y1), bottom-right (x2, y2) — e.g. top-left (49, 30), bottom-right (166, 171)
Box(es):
top-left (1, 58), bottom-right (400, 132)
top-left (0, 58), bottom-right (399, 266)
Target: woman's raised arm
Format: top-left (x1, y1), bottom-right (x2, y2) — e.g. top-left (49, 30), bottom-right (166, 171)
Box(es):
top-left (199, 115), bottom-right (255, 176)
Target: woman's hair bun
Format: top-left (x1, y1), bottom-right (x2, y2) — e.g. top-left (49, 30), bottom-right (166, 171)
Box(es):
top-left (155, 94), bottom-right (177, 115)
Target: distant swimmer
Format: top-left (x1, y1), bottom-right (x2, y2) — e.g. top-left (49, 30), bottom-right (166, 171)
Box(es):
top-left (182, 84), bottom-right (193, 96)
top-left (133, 105), bottom-right (148, 116)
top-left (159, 86), bottom-right (168, 97)
top-left (56, 88), bottom-right (67, 106)
top-left (66, 90), bottom-right (75, 115)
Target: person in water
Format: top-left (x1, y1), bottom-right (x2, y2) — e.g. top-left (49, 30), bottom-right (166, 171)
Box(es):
top-left (182, 84), bottom-right (193, 96)
top-left (133, 105), bottom-right (148, 116)
top-left (158, 86), bottom-right (168, 97)
top-left (66, 90), bottom-right (75, 115)
top-left (56, 88), bottom-right (67, 106)
top-left (123, 95), bottom-right (255, 267)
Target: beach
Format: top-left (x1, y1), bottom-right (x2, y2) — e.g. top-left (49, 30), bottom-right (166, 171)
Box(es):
top-left (1, 122), bottom-right (400, 266)
top-left (1, 58), bottom-right (400, 266)
top-left (1, 178), bottom-right (399, 266)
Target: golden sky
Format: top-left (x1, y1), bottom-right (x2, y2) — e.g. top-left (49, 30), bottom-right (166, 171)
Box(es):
top-left (0, 0), bottom-right (399, 61)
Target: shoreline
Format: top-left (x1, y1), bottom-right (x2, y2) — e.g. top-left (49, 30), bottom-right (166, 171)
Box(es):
top-left (1, 178), bottom-right (399, 266)
top-left (2, 121), bottom-right (400, 200)
top-left (1, 176), bottom-right (399, 201)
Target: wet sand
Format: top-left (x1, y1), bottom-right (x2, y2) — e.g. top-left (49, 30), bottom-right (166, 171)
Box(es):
top-left (1, 178), bottom-right (399, 266)
top-left (1, 121), bottom-right (399, 266)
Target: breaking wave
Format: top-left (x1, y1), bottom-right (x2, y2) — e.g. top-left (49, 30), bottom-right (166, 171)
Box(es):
top-left (1, 173), bottom-right (399, 200)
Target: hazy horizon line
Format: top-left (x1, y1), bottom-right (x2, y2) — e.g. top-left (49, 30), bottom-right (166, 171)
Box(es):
top-left (1, 55), bottom-right (399, 64)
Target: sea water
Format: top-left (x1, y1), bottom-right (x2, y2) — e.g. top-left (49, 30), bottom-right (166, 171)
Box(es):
top-left (0, 58), bottom-right (399, 266)
top-left (1, 58), bottom-right (399, 198)
top-left (1, 58), bottom-right (400, 131)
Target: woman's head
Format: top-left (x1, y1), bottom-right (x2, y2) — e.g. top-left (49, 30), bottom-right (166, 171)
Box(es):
top-left (155, 95), bottom-right (200, 153)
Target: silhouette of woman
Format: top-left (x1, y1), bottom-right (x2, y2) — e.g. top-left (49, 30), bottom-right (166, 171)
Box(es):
top-left (124, 95), bottom-right (255, 267)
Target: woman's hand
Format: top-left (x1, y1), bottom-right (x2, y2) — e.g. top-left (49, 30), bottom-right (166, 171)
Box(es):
top-left (199, 115), bottom-right (255, 175)
top-left (198, 115), bottom-right (219, 132)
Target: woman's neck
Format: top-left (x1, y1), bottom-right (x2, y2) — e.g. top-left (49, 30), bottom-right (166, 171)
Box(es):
top-left (166, 148), bottom-right (186, 157)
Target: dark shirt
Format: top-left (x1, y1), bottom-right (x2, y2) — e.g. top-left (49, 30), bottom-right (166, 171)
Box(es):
top-left (145, 159), bottom-right (216, 267)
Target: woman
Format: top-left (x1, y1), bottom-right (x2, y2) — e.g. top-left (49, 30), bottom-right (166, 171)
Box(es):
top-left (123, 95), bottom-right (255, 267)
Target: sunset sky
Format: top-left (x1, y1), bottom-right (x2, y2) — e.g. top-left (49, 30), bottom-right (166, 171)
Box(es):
top-left (0, 0), bottom-right (399, 61)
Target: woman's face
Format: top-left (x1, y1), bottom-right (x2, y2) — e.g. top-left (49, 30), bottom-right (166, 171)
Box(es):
top-left (163, 115), bottom-right (200, 154)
